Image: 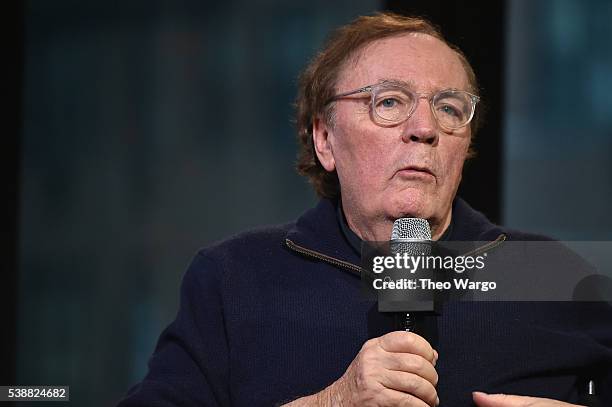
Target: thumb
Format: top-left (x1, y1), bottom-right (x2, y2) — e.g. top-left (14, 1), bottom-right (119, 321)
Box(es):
top-left (473, 392), bottom-right (525, 406)
top-left (472, 392), bottom-right (575, 407)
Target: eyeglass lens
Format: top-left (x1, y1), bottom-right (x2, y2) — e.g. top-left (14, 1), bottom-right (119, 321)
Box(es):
top-left (372, 87), bottom-right (473, 129)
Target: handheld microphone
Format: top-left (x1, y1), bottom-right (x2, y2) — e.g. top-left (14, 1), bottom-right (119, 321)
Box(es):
top-left (390, 218), bottom-right (433, 332)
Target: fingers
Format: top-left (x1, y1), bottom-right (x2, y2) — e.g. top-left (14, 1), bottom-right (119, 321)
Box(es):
top-left (384, 353), bottom-right (439, 386)
top-left (377, 331), bottom-right (437, 365)
top-left (380, 371), bottom-right (439, 406)
top-left (347, 332), bottom-right (439, 406)
top-left (472, 391), bottom-right (579, 406)
top-left (472, 392), bottom-right (525, 407)
top-left (380, 387), bottom-right (432, 407)
top-left (375, 332), bottom-right (439, 406)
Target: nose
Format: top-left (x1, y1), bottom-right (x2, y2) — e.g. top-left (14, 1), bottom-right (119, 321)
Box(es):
top-left (400, 97), bottom-right (439, 146)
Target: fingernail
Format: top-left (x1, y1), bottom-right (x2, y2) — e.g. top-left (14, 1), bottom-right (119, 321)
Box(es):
top-left (436, 396), bottom-right (440, 406)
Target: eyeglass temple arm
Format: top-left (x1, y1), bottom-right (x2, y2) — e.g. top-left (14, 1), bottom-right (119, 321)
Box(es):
top-left (325, 85), bottom-right (373, 104)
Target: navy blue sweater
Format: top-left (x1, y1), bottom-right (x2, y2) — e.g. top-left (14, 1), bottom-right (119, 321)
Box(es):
top-left (118, 198), bottom-right (612, 406)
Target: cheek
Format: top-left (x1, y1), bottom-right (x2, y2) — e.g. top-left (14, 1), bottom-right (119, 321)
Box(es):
top-left (438, 141), bottom-right (469, 184)
top-left (335, 140), bottom-right (390, 188)
top-left (332, 124), bottom-right (393, 181)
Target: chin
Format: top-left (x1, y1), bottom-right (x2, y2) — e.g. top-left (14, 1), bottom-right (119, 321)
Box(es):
top-left (386, 191), bottom-right (433, 220)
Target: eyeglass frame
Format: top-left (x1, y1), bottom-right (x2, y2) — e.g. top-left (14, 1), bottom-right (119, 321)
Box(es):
top-left (325, 80), bottom-right (480, 130)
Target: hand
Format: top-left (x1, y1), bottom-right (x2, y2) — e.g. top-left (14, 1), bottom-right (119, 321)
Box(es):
top-left (318, 331), bottom-right (439, 407)
top-left (473, 391), bottom-right (585, 407)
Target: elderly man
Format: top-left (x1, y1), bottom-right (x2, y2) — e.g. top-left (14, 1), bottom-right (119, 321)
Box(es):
top-left (118, 13), bottom-right (612, 407)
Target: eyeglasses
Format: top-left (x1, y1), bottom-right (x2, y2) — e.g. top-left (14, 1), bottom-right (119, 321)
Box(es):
top-left (327, 81), bottom-right (480, 130)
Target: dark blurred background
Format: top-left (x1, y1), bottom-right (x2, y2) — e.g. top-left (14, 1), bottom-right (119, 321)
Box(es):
top-left (5, 0), bottom-right (612, 406)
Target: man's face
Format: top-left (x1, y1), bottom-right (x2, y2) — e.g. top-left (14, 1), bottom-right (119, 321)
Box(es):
top-left (314, 33), bottom-right (472, 240)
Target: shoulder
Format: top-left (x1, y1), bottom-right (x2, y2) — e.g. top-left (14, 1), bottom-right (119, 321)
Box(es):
top-left (184, 223), bottom-right (302, 286)
top-left (452, 198), bottom-right (557, 241)
top-left (196, 222), bottom-right (295, 261)
top-left (177, 222), bottom-right (299, 299)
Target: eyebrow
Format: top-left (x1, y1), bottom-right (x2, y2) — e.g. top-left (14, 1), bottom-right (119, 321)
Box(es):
top-left (377, 78), bottom-right (417, 88)
top-left (375, 78), bottom-right (459, 93)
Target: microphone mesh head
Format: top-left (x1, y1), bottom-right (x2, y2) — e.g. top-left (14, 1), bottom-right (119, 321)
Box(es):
top-left (390, 218), bottom-right (432, 256)
top-left (391, 218), bottom-right (432, 241)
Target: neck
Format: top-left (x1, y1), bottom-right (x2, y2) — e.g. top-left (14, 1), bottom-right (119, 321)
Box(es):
top-left (342, 203), bottom-right (452, 242)
top-left (429, 210), bottom-right (452, 240)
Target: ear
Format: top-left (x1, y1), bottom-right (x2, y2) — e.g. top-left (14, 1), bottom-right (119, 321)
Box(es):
top-left (312, 116), bottom-right (336, 172)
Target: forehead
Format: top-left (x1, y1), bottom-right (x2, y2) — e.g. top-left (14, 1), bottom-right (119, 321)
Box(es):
top-left (337, 33), bottom-right (469, 92)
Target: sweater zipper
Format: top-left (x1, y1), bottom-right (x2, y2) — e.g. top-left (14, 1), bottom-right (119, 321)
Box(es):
top-left (285, 233), bottom-right (507, 275)
top-left (461, 234), bottom-right (507, 257)
top-left (284, 238), bottom-right (363, 276)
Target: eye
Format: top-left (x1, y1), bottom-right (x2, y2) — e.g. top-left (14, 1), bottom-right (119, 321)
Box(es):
top-left (380, 98), bottom-right (399, 108)
top-left (373, 90), bottom-right (410, 123)
top-left (437, 104), bottom-right (461, 117)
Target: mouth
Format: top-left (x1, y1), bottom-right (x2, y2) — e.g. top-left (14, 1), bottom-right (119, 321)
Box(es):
top-left (395, 165), bottom-right (436, 180)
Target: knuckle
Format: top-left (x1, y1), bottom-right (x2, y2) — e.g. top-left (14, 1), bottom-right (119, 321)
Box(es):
top-left (407, 376), bottom-right (423, 394)
top-left (403, 332), bottom-right (417, 347)
top-left (397, 392), bottom-right (419, 407)
top-left (377, 333), bottom-right (394, 350)
top-left (355, 364), bottom-right (377, 389)
top-left (363, 337), bottom-right (382, 353)
top-left (362, 338), bottom-right (376, 351)
top-left (360, 341), bottom-right (384, 362)
top-left (406, 376), bottom-right (437, 406)
top-left (361, 352), bottom-right (377, 367)
top-left (409, 355), bottom-right (425, 372)
top-left (354, 371), bottom-right (378, 399)
top-left (385, 330), bottom-right (405, 344)
top-left (355, 370), bottom-right (368, 390)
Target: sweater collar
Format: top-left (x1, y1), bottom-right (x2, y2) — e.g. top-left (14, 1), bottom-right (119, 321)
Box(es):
top-left (285, 197), bottom-right (505, 268)
top-left (285, 199), bottom-right (361, 267)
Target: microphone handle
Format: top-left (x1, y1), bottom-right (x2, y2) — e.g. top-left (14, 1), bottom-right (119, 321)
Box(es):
top-left (396, 312), bottom-right (439, 349)
top-left (404, 312), bottom-right (414, 332)
top-left (394, 312), bottom-right (415, 332)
